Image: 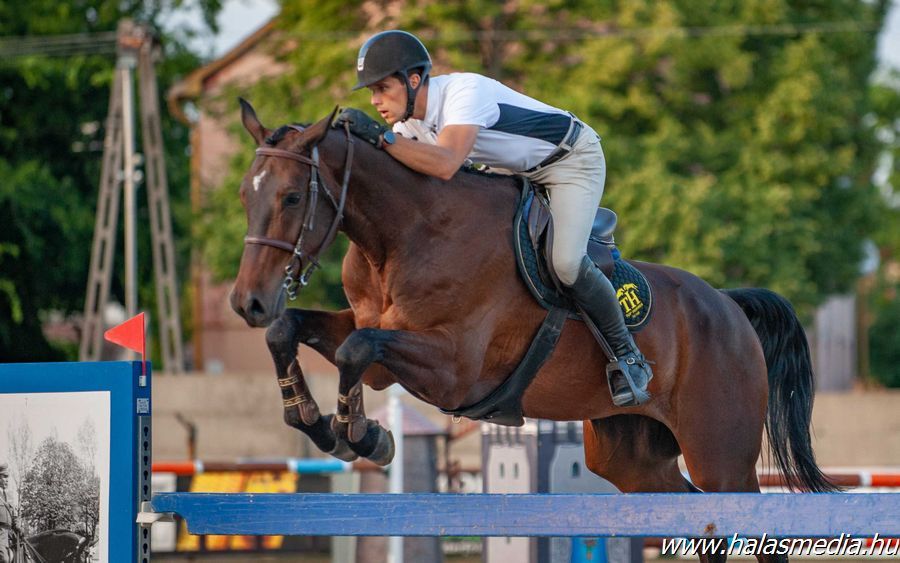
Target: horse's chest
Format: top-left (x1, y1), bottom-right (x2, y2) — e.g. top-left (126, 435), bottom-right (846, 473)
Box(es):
top-left (351, 296), bottom-right (421, 330)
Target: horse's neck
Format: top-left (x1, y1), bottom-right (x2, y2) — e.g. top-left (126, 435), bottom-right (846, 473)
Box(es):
top-left (341, 153), bottom-right (421, 264)
top-left (330, 137), bottom-right (517, 267)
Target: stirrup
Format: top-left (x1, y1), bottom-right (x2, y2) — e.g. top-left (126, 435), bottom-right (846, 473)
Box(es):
top-left (606, 356), bottom-right (653, 407)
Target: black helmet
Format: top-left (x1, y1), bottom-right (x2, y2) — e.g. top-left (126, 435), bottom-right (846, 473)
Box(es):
top-left (353, 30), bottom-right (432, 121)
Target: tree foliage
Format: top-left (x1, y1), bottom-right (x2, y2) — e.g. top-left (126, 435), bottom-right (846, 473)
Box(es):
top-left (199, 0), bottom-right (894, 318)
top-left (0, 1), bottom-right (220, 360)
top-left (19, 437), bottom-right (98, 536)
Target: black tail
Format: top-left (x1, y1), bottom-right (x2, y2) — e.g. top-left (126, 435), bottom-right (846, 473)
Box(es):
top-left (722, 288), bottom-right (839, 493)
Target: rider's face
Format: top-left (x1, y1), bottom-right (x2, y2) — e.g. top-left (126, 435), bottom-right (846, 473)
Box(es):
top-left (368, 76), bottom-right (407, 125)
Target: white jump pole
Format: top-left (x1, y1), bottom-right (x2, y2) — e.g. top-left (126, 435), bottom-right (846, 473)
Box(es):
top-left (387, 384), bottom-right (404, 563)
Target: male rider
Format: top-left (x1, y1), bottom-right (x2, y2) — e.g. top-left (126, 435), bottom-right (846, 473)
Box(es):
top-left (337, 30), bottom-right (652, 406)
top-left (0, 463), bottom-right (12, 563)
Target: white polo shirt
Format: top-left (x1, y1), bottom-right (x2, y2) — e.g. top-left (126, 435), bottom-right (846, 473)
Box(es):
top-left (393, 73), bottom-right (576, 172)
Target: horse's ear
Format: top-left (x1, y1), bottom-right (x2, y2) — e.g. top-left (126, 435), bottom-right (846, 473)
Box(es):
top-left (306, 106), bottom-right (340, 144)
top-left (239, 98), bottom-right (269, 146)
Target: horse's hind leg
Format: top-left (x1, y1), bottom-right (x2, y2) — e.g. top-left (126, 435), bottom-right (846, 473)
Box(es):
top-left (266, 308), bottom-right (358, 461)
top-left (583, 416), bottom-right (728, 563)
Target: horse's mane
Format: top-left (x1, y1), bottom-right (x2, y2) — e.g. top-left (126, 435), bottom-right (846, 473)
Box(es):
top-left (282, 122), bottom-right (522, 204)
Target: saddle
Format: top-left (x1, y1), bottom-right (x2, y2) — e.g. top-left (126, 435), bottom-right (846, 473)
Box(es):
top-left (515, 178), bottom-right (652, 328)
top-left (441, 178), bottom-right (652, 426)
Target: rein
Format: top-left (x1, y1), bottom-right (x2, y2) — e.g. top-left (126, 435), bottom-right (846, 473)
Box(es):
top-left (244, 123), bottom-right (354, 300)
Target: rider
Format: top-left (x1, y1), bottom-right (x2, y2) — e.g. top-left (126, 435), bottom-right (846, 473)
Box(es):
top-left (0, 463), bottom-right (12, 563)
top-left (338, 30), bottom-right (652, 406)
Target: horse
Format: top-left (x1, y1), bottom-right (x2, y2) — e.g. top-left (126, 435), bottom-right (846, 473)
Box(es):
top-left (11, 529), bottom-right (92, 563)
top-left (229, 100), bottom-right (837, 562)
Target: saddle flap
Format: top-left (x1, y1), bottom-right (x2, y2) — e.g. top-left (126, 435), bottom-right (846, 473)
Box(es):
top-left (526, 190), bottom-right (552, 249)
top-left (587, 240), bottom-right (615, 278)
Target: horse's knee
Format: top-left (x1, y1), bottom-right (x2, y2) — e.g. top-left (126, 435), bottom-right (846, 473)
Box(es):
top-left (265, 314), bottom-right (295, 351)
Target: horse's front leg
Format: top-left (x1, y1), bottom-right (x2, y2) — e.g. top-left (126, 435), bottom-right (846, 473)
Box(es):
top-left (265, 308), bottom-right (358, 461)
top-left (332, 328), bottom-right (459, 466)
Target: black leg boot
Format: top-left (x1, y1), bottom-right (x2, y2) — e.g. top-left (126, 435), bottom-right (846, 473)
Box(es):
top-left (565, 255), bottom-right (653, 406)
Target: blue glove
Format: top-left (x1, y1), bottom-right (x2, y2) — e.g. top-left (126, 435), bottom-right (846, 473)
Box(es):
top-left (336, 108), bottom-right (388, 147)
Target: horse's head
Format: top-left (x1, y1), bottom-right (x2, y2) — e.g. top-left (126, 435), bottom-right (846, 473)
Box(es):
top-left (230, 99), bottom-right (344, 327)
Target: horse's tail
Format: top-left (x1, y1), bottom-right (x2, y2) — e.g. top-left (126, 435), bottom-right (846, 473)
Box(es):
top-left (721, 287), bottom-right (839, 493)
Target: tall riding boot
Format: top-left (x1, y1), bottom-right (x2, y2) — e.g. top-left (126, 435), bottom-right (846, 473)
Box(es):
top-left (565, 255), bottom-right (653, 406)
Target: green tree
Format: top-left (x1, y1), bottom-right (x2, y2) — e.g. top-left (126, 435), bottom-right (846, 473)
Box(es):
top-left (865, 68), bottom-right (900, 388)
top-left (19, 437), bottom-right (95, 534)
top-left (200, 0), bottom-right (892, 317)
top-left (0, 0), bottom-right (221, 360)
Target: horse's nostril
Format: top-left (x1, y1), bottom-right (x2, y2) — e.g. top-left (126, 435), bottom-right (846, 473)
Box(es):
top-left (249, 296), bottom-right (266, 319)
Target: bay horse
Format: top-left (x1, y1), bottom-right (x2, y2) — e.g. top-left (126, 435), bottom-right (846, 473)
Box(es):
top-left (230, 100), bottom-right (836, 561)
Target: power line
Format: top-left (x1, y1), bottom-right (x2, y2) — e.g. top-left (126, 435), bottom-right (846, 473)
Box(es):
top-left (0, 19), bottom-right (880, 58)
top-left (267, 20), bottom-right (882, 42)
top-left (0, 31), bottom-right (117, 57)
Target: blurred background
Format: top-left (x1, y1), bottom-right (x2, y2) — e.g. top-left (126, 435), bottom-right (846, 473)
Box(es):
top-left (0, 1), bottom-right (898, 561)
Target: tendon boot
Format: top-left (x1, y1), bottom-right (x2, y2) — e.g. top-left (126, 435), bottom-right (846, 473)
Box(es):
top-left (566, 255), bottom-right (653, 406)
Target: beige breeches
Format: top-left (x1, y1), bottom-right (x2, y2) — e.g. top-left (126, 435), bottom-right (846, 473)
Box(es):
top-left (522, 124), bottom-right (606, 286)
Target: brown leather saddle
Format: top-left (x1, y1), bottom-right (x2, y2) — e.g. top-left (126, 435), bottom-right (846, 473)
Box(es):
top-left (526, 183), bottom-right (618, 286)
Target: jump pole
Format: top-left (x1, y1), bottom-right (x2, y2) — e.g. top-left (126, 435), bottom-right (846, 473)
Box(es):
top-left (147, 492), bottom-right (900, 538)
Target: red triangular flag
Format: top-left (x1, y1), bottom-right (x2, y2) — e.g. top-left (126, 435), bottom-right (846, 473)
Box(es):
top-left (104, 312), bottom-right (146, 369)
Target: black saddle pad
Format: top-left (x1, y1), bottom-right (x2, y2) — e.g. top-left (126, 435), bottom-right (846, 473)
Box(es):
top-left (513, 182), bottom-right (652, 331)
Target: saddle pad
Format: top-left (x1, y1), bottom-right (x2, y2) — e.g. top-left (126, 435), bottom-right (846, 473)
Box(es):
top-left (513, 185), bottom-right (653, 331)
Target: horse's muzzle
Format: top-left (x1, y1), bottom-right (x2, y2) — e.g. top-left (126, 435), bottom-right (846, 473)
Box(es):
top-left (230, 286), bottom-right (284, 328)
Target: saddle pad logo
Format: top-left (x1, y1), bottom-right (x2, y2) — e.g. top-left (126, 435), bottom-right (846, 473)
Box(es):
top-left (616, 283), bottom-right (644, 320)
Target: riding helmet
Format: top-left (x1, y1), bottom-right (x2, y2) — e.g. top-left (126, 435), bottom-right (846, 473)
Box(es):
top-left (353, 30), bottom-right (432, 121)
top-left (353, 30), bottom-right (432, 91)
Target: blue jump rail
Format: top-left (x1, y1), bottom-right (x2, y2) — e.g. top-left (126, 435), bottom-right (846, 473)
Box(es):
top-left (149, 493), bottom-right (900, 537)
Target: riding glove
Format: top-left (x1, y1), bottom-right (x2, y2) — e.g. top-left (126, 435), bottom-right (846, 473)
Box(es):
top-left (336, 108), bottom-right (388, 148)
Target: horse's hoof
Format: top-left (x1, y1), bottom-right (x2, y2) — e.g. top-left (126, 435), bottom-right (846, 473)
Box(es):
top-left (329, 437), bottom-right (360, 462)
top-left (366, 427), bottom-right (395, 467)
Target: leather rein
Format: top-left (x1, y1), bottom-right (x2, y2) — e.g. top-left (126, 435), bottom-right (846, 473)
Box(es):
top-left (244, 123), bottom-right (354, 300)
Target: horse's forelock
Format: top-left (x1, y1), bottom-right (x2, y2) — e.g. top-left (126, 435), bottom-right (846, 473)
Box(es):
top-left (265, 123), bottom-right (309, 146)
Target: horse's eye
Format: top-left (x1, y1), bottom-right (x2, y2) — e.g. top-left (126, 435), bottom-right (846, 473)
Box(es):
top-left (283, 192), bottom-right (303, 207)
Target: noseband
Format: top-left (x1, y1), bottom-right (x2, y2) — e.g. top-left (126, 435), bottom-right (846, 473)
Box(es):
top-left (244, 123), bottom-right (354, 300)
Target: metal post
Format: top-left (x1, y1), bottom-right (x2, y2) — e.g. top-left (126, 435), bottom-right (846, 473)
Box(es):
top-left (138, 38), bottom-right (185, 372)
top-left (79, 76), bottom-right (123, 362)
top-left (119, 54), bottom-right (138, 323)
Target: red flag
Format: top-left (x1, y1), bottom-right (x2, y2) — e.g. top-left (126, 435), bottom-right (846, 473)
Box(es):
top-left (104, 312), bottom-right (146, 369)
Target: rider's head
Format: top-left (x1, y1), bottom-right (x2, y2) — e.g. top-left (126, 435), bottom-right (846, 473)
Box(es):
top-left (353, 30), bottom-right (431, 124)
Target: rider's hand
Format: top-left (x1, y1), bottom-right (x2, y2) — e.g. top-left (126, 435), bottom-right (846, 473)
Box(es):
top-left (336, 108), bottom-right (388, 148)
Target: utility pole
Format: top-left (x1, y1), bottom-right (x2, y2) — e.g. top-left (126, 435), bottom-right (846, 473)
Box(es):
top-left (80, 20), bottom-right (185, 373)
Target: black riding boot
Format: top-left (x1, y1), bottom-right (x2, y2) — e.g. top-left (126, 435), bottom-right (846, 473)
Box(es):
top-left (565, 255), bottom-right (653, 406)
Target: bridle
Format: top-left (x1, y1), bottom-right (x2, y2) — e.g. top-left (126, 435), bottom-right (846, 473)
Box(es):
top-left (243, 123), bottom-right (354, 300)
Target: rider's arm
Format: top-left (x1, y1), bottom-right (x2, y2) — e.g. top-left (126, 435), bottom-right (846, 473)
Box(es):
top-left (384, 124), bottom-right (479, 181)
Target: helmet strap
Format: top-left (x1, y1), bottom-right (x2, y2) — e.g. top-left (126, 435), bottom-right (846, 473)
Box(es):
top-left (399, 70), bottom-right (427, 122)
